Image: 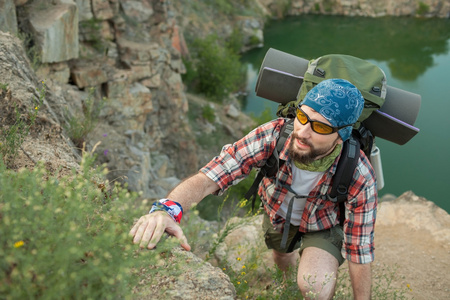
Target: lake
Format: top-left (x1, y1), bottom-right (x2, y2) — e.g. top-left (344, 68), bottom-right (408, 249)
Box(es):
top-left (241, 15), bottom-right (450, 213)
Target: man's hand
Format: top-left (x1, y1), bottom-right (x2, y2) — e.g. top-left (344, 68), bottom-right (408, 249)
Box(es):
top-left (129, 211), bottom-right (191, 251)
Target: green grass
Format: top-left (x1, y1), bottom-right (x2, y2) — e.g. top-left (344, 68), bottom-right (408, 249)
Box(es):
top-left (0, 81), bottom-right (45, 166)
top-left (64, 88), bottom-right (105, 149)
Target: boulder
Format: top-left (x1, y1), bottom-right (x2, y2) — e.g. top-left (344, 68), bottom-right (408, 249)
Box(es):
top-left (0, 0), bottom-right (18, 35)
top-left (134, 248), bottom-right (236, 300)
top-left (28, 2), bottom-right (79, 63)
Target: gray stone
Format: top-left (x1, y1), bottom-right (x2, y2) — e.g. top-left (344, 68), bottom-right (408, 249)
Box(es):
top-left (133, 248), bottom-right (236, 300)
top-left (29, 3), bottom-right (79, 63)
top-left (91, 0), bottom-right (114, 20)
top-left (119, 0), bottom-right (154, 22)
top-left (70, 62), bottom-right (108, 88)
top-left (73, 0), bottom-right (94, 21)
top-left (0, 0), bottom-right (18, 35)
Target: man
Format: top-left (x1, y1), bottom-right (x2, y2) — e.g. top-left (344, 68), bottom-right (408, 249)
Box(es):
top-left (130, 78), bottom-right (377, 300)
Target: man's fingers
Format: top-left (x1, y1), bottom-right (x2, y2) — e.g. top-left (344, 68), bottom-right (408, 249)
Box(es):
top-left (129, 212), bottom-right (191, 251)
top-left (129, 219), bottom-right (141, 236)
top-left (132, 219), bottom-right (152, 245)
top-left (166, 225), bottom-right (191, 251)
top-left (145, 223), bottom-right (165, 249)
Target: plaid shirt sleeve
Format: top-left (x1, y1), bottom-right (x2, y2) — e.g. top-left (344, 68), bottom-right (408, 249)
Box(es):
top-left (200, 119), bottom-right (284, 194)
top-left (341, 151), bottom-right (378, 264)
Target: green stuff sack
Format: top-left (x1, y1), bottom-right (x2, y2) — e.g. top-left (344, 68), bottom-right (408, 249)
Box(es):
top-left (277, 54), bottom-right (387, 127)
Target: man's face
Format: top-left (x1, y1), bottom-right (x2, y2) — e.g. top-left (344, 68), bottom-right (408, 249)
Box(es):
top-left (288, 105), bottom-right (343, 164)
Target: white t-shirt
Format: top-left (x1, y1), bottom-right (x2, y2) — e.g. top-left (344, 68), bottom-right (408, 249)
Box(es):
top-left (276, 165), bottom-right (324, 226)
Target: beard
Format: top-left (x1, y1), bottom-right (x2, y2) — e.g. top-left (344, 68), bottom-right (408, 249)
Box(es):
top-left (288, 133), bottom-right (339, 165)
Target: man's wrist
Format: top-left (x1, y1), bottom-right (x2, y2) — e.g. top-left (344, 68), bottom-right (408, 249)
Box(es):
top-left (149, 198), bottom-right (183, 223)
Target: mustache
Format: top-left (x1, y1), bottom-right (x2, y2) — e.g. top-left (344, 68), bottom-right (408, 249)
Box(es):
top-left (291, 133), bottom-right (313, 148)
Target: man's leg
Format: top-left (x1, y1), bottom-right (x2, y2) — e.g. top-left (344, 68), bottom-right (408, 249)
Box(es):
top-left (297, 247), bottom-right (339, 300)
top-left (272, 249), bottom-right (298, 273)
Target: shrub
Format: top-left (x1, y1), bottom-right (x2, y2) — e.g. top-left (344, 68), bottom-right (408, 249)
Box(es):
top-left (64, 88), bottom-right (104, 149)
top-left (0, 149), bottom-right (173, 299)
top-left (417, 2), bottom-right (430, 15)
top-left (201, 104), bottom-right (216, 123)
top-left (184, 34), bottom-right (245, 101)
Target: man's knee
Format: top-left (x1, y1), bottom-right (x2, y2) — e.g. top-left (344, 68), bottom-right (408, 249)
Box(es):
top-left (296, 247), bottom-right (339, 299)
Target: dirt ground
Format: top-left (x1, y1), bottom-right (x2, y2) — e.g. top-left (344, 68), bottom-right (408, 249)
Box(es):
top-left (372, 222), bottom-right (450, 299)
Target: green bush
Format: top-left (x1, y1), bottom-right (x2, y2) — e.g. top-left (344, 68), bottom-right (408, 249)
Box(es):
top-left (184, 34), bottom-right (244, 101)
top-left (417, 2), bottom-right (430, 15)
top-left (201, 104), bottom-right (216, 123)
top-left (0, 151), bottom-right (170, 299)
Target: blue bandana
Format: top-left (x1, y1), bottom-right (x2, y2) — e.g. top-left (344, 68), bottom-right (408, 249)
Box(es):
top-left (300, 78), bottom-right (364, 141)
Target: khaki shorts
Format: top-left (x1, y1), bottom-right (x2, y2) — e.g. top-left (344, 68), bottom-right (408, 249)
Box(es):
top-left (262, 213), bottom-right (345, 265)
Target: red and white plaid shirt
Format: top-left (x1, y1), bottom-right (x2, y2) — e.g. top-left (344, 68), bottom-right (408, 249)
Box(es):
top-left (200, 118), bottom-right (377, 264)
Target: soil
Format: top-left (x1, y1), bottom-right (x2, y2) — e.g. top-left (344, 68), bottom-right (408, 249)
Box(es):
top-left (371, 222), bottom-right (450, 299)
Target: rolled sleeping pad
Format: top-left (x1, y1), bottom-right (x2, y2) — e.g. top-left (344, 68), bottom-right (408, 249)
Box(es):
top-left (255, 48), bottom-right (308, 104)
top-left (254, 48), bottom-right (421, 145)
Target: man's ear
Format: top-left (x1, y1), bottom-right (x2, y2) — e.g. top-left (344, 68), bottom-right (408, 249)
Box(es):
top-left (336, 136), bottom-right (344, 145)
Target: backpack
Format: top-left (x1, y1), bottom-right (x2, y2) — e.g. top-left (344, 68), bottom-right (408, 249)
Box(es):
top-left (245, 50), bottom-right (421, 251)
top-left (246, 53), bottom-right (387, 204)
top-left (245, 48), bottom-right (421, 251)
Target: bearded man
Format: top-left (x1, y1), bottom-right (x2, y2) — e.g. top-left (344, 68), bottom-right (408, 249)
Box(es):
top-left (130, 78), bottom-right (377, 300)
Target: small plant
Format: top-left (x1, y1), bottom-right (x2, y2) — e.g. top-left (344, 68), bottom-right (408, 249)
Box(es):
top-left (17, 31), bottom-right (42, 71)
top-left (314, 3), bottom-right (321, 12)
top-left (79, 18), bottom-right (108, 54)
top-left (64, 88), bottom-right (105, 149)
top-left (201, 104), bottom-right (216, 123)
top-left (417, 2), bottom-right (430, 15)
top-left (0, 82), bottom-right (8, 91)
top-left (226, 27), bottom-right (244, 54)
top-left (0, 81), bottom-right (45, 165)
top-left (303, 272), bottom-right (336, 300)
top-left (371, 265), bottom-right (408, 300)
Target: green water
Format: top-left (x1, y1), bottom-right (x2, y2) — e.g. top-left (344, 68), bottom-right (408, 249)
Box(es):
top-left (241, 15), bottom-right (450, 213)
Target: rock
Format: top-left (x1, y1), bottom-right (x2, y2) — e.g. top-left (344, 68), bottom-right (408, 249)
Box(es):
top-left (116, 37), bottom-right (160, 66)
top-left (224, 103), bottom-right (241, 119)
top-left (70, 61), bottom-right (109, 88)
top-left (236, 16), bottom-right (264, 52)
top-left (215, 215), bottom-right (274, 280)
top-left (285, 0), bottom-right (450, 18)
top-left (377, 191), bottom-right (450, 249)
top-left (119, 0), bottom-right (154, 22)
top-left (28, 2), bottom-right (79, 63)
top-left (73, 0), bottom-right (94, 21)
top-left (0, 31), bottom-right (80, 173)
top-left (91, 0), bottom-right (115, 20)
top-left (14, 0), bottom-right (29, 6)
top-left (170, 24), bottom-right (189, 58)
top-left (134, 248), bottom-right (236, 300)
top-left (0, 0), bottom-right (18, 35)
top-left (36, 62), bottom-right (71, 84)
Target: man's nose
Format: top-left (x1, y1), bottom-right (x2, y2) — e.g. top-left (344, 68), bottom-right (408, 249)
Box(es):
top-left (295, 118), bottom-right (313, 139)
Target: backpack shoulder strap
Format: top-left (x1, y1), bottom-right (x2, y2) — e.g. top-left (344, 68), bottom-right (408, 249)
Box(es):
top-left (244, 118), bottom-right (294, 211)
top-left (328, 135), bottom-right (361, 225)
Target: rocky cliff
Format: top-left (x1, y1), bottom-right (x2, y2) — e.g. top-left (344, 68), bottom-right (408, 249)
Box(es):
top-left (1, 0), bottom-right (449, 299)
top-left (1, 0), bottom-right (449, 201)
